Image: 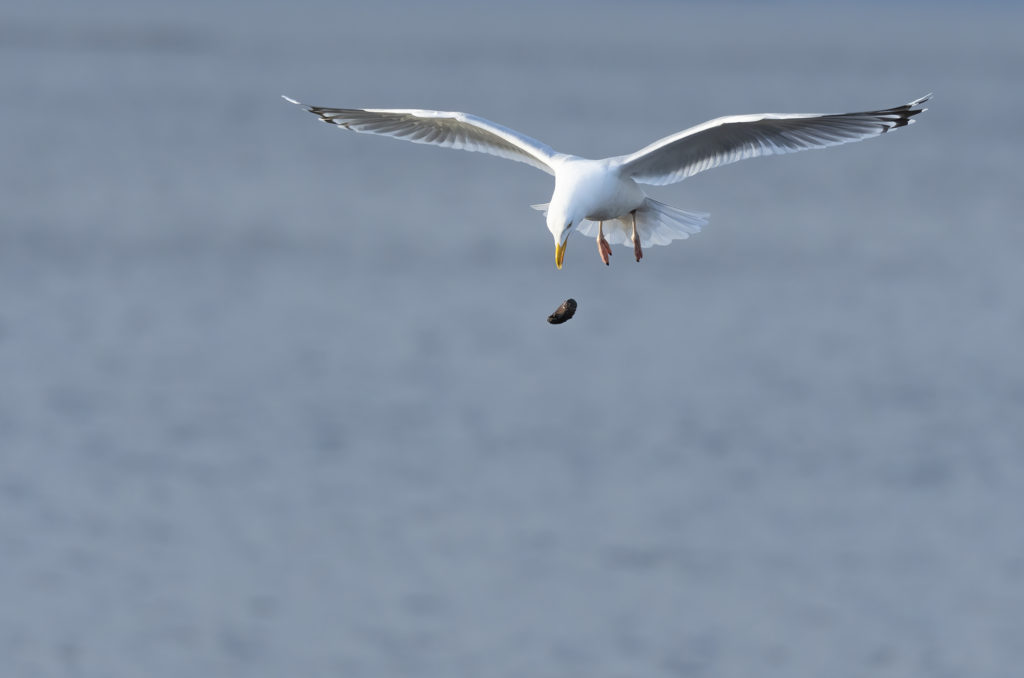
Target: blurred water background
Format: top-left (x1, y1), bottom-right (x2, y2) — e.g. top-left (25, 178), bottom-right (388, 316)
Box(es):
top-left (2, 1), bottom-right (1023, 676)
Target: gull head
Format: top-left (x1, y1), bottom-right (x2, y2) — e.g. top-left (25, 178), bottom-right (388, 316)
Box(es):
top-left (547, 208), bottom-right (581, 270)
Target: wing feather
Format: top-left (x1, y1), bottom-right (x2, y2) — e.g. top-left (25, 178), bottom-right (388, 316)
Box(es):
top-left (616, 95), bottom-right (931, 186)
top-left (283, 96), bottom-right (559, 175)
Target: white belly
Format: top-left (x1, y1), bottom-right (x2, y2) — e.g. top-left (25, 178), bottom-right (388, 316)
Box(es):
top-left (552, 159), bottom-right (646, 222)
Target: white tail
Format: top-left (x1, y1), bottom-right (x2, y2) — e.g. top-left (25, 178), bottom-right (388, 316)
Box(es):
top-left (575, 198), bottom-right (709, 248)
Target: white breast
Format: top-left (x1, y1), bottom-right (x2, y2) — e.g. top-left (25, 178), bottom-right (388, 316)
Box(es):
top-left (552, 159), bottom-right (647, 222)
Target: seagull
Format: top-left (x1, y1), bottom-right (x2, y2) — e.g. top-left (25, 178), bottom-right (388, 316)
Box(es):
top-left (284, 94), bottom-right (930, 268)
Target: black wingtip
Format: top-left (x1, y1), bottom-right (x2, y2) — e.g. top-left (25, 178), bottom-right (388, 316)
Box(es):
top-left (282, 95), bottom-right (318, 115)
top-left (879, 94), bottom-right (932, 131)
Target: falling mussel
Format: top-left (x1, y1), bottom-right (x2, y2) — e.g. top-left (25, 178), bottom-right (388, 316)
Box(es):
top-left (547, 298), bottom-right (577, 324)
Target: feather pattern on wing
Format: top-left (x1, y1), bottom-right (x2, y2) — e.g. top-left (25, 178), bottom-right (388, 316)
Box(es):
top-left (616, 94), bottom-right (931, 186)
top-left (283, 97), bottom-right (559, 175)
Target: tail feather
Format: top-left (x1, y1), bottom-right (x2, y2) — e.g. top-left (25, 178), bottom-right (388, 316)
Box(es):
top-left (575, 198), bottom-right (708, 248)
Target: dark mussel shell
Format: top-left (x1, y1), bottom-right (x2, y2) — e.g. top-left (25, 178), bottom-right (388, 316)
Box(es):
top-left (547, 298), bottom-right (577, 324)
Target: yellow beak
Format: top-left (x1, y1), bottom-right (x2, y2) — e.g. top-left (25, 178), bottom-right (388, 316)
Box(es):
top-left (555, 238), bottom-right (567, 269)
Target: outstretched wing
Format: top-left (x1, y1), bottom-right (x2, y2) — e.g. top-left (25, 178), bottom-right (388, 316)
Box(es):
top-left (615, 94), bottom-right (931, 186)
top-left (283, 96), bottom-right (560, 175)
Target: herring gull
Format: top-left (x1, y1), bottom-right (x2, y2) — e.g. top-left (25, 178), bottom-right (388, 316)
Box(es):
top-left (284, 94), bottom-right (930, 268)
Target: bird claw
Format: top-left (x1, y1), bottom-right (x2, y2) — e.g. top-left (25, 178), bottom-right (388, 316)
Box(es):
top-left (596, 221), bottom-right (613, 266)
top-left (598, 237), bottom-right (612, 265)
top-left (630, 211), bottom-right (643, 262)
top-left (632, 236), bottom-right (643, 262)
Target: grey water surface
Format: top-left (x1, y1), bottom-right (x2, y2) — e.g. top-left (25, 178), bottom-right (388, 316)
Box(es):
top-left (2, 1), bottom-right (1023, 676)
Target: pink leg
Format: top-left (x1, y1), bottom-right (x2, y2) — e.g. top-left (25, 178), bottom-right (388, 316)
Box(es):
top-left (597, 221), bottom-right (612, 265)
top-left (631, 211), bottom-right (643, 262)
